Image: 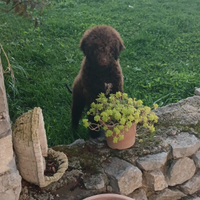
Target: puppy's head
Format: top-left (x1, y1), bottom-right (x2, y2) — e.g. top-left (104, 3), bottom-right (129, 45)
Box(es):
top-left (80, 25), bottom-right (125, 66)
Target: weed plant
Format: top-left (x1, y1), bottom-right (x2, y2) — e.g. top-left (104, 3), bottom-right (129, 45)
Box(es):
top-left (0, 0), bottom-right (200, 146)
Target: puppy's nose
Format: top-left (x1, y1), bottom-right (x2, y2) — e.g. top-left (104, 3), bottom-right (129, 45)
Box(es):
top-left (100, 57), bottom-right (108, 66)
top-left (102, 58), bottom-right (106, 62)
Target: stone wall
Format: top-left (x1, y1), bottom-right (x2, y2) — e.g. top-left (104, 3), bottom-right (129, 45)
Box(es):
top-left (0, 58), bottom-right (21, 200)
top-left (19, 90), bottom-right (200, 200)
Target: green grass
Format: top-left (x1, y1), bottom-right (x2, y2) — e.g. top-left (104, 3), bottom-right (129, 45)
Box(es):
top-left (1, 0), bottom-right (200, 146)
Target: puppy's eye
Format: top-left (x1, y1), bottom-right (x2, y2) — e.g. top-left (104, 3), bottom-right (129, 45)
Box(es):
top-left (99, 47), bottom-right (103, 52)
top-left (105, 47), bottom-right (110, 52)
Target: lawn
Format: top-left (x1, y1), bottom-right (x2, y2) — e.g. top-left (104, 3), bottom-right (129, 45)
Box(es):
top-left (0, 0), bottom-right (200, 146)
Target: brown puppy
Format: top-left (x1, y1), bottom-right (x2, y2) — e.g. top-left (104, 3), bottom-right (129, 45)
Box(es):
top-left (71, 25), bottom-right (125, 138)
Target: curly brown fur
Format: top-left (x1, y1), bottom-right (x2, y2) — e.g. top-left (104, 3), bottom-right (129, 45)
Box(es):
top-left (71, 25), bottom-right (125, 138)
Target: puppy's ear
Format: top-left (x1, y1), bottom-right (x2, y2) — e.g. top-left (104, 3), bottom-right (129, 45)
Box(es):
top-left (118, 38), bottom-right (125, 52)
top-left (114, 39), bottom-right (125, 60)
top-left (79, 36), bottom-right (88, 56)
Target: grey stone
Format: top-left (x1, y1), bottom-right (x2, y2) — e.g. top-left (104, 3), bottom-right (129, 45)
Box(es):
top-left (0, 111), bottom-right (6, 119)
top-left (193, 150), bottom-right (200, 168)
top-left (68, 139), bottom-right (85, 148)
top-left (102, 157), bottom-right (142, 195)
top-left (106, 185), bottom-right (113, 193)
top-left (84, 174), bottom-right (105, 190)
top-left (195, 88), bottom-right (200, 96)
top-left (165, 127), bottom-right (178, 136)
top-left (129, 188), bottom-right (147, 200)
top-left (190, 198), bottom-right (200, 200)
top-left (167, 157), bottom-right (196, 186)
top-left (0, 58), bottom-right (21, 200)
top-left (180, 171), bottom-right (200, 194)
top-left (0, 189), bottom-right (18, 200)
top-left (0, 60), bottom-right (10, 122)
top-left (155, 96), bottom-right (200, 126)
top-left (144, 170), bottom-right (168, 191)
top-left (0, 158), bottom-right (21, 200)
top-left (0, 120), bottom-right (11, 135)
top-left (166, 132), bottom-right (200, 159)
top-left (149, 188), bottom-right (186, 200)
top-left (68, 157), bottom-right (81, 170)
top-left (136, 152), bottom-right (168, 171)
top-left (0, 87), bottom-right (8, 115)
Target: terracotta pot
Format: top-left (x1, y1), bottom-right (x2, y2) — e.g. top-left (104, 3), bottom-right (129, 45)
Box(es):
top-left (105, 123), bottom-right (136, 150)
top-left (83, 193), bottom-right (135, 200)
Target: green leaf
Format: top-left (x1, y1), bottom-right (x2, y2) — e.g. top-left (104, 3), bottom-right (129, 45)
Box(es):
top-left (114, 127), bottom-right (120, 134)
top-left (82, 119), bottom-right (90, 128)
top-left (116, 91), bottom-right (122, 98)
top-left (103, 126), bottom-right (108, 131)
top-left (120, 117), bottom-right (126, 125)
top-left (113, 137), bottom-right (118, 143)
top-left (118, 135), bottom-right (124, 141)
top-left (105, 130), bottom-right (113, 137)
top-left (126, 121), bottom-right (132, 129)
top-left (94, 115), bottom-right (100, 122)
top-left (115, 111), bottom-right (121, 120)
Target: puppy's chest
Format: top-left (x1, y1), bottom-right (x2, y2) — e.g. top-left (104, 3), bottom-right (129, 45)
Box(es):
top-left (84, 74), bottom-right (113, 94)
top-left (87, 68), bottom-right (114, 81)
top-left (104, 83), bottom-right (113, 95)
top-left (83, 67), bottom-right (119, 94)
top-left (85, 81), bottom-right (113, 96)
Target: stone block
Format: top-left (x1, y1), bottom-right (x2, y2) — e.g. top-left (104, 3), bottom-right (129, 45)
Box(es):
top-left (195, 88), bottom-right (200, 96)
top-left (129, 188), bottom-right (147, 200)
top-left (136, 152), bottom-right (168, 171)
top-left (167, 157), bottom-right (196, 186)
top-left (0, 135), bottom-right (14, 174)
top-left (84, 174), bottom-right (105, 190)
top-left (166, 132), bottom-right (200, 159)
top-left (68, 139), bottom-right (86, 148)
top-left (0, 57), bottom-right (21, 200)
top-left (149, 188), bottom-right (185, 200)
top-left (0, 87), bottom-right (8, 115)
top-left (102, 157), bottom-right (142, 195)
top-left (144, 170), bottom-right (168, 191)
top-left (0, 189), bottom-right (17, 200)
top-left (193, 150), bottom-right (200, 168)
top-left (0, 59), bottom-right (10, 121)
top-left (0, 157), bottom-right (21, 200)
top-left (0, 120), bottom-right (11, 135)
top-left (180, 171), bottom-right (200, 194)
top-left (155, 96), bottom-right (200, 126)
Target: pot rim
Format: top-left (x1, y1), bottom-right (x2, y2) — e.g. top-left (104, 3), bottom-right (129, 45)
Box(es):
top-left (83, 193), bottom-right (135, 200)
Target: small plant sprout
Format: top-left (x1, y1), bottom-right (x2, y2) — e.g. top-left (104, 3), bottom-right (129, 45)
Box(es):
top-left (82, 92), bottom-right (159, 143)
